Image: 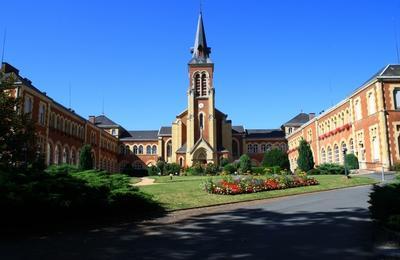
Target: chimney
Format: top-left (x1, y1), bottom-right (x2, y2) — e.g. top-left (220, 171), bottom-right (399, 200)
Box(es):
top-left (88, 116), bottom-right (96, 124)
top-left (309, 113), bottom-right (316, 120)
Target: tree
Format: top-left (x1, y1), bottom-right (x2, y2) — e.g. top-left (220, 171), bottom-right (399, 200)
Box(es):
top-left (79, 144), bottom-right (93, 170)
top-left (219, 158), bottom-right (230, 167)
top-left (297, 139), bottom-right (314, 172)
top-left (239, 154), bottom-right (252, 173)
top-left (156, 157), bottom-right (166, 175)
top-left (0, 71), bottom-right (37, 172)
top-left (262, 148), bottom-right (290, 169)
top-left (345, 153), bottom-right (359, 170)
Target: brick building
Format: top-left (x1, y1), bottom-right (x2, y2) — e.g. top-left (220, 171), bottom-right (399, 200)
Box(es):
top-left (287, 65), bottom-right (400, 171)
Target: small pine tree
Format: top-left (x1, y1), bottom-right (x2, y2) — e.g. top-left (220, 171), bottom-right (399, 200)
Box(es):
top-left (345, 153), bottom-right (359, 170)
top-left (239, 154), bottom-right (252, 173)
top-left (79, 144), bottom-right (93, 170)
top-left (297, 139), bottom-right (314, 172)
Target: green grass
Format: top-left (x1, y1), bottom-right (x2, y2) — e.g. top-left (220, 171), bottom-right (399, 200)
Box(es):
top-left (139, 175), bottom-right (378, 211)
top-left (130, 177), bottom-right (142, 184)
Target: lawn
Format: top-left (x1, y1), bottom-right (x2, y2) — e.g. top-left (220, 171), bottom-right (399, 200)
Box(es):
top-left (139, 175), bottom-right (378, 211)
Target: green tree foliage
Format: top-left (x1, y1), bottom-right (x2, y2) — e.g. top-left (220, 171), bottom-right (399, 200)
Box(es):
top-left (79, 144), bottom-right (93, 170)
top-left (0, 71), bottom-right (37, 172)
top-left (345, 153), bottom-right (359, 170)
top-left (262, 148), bottom-right (290, 169)
top-left (297, 139), bottom-right (314, 172)
top-left (156, 157), bottom-right (166, 175)
top-left (164, 163), bottom-right (181, 175)
top-left (219, 158), bottom-right (230, 167)
top-left (205, 163), bottom-right (219, 175)
top-left (239, 154), bottom-right (252, 173)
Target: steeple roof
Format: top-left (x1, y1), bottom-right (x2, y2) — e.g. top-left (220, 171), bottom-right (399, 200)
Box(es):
top-left (189, 12), bottom-right (212, 64)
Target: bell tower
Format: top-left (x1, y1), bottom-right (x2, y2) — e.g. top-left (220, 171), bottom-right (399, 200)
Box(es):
top-left (186, 12), bottom-right (217, 164)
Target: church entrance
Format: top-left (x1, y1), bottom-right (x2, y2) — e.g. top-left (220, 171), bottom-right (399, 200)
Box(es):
top-left (193, 148), bottom-right (208, 165)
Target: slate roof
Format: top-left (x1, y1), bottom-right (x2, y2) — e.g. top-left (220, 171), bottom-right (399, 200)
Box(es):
top-left (245, 129), bottom-right (285, 139)
top-left (189, 12), bottom-right (212, 65)
top-left (361, 64), bottom-right (400, 87)
top-left (95, 115), bottom-right (119, 127)
top-left (232, 125), bottom-right (245, 134)
top-left (282, 113), bottom-right (311, 127)
top-left (120, 130), bottom-right (159, 141)
top-left (159, 126), bottom-right (172, 136)
top-left (176, 144), bottom-right (187, 154)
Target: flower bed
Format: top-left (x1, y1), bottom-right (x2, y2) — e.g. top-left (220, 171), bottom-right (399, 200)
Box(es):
top-left (204, 174), bottom-right (319, 195)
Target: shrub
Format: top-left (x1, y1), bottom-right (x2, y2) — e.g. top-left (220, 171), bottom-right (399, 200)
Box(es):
top-left (307, 168), bottom-right (321, 175)
top-left (219, 158), bottom-right (230, 167)
top-left (317, 163), bottom-right (345, 175)
top-left (223, 163), bottom-right (237, 175)
top-left (186, 163), bottom-right (204, 176)
top-left (79, 145), bottom-right (93, 171)
top-left (46, 164), bottom-right (79, 175)
top-left (345, 154), bottom-right (359, 170)
top-left (392, 163), bottom-right (400, 172)
top-left (239, 154), bottom-right (252, 173)
top-left (164, 163), bottom-right (181, 175)
top-left (297, 139), bottom-right (315, 172)
top-left (262, 148), bottom-right (290, 170)
top-left (205, 163), bottom-right (219, 175)
top-left (156, 158), bottom-right (166, 175)
top-left (147, 165), bottom-right (159, 176)
top-left (369, 182), bottom-right (400, 223)
top-left (252, 167), bottom-right (265, 175)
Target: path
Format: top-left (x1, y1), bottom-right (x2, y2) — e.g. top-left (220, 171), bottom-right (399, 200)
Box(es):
top-left (0, 185), bottom-right (375, 259)
top-left (133, 177), bottom-right (156, 186)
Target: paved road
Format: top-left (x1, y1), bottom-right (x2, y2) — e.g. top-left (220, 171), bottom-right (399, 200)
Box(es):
top-left (1, 185), bottom-right (376, 260)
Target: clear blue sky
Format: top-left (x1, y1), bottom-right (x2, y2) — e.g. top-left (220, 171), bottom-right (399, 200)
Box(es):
top-left (2, 0), bottom-right (400, 130)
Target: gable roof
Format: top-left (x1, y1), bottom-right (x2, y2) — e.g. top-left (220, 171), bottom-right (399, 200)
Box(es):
top-left (120, 130), bottom-right (159, 141)
top-left (283, 113), bottom-right (311, 127)
top-left (95, 115), bottom-right (119, 127)
top-left (159, 126), bottom-right (172, 136)
top-left (232, 125), bottom-right (245, 134)
top-left (245, 129), bottom-right (285, 139)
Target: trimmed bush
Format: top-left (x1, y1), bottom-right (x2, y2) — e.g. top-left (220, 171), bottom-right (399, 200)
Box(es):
top-left (252, 167), bottom-right (265, 175)
top-left (297, 139), bottom-right (315, 172)
top-left (164, 163), bottom-right (181, 175)
top-left (345, 154), bottom-right (359, 170)
top-left (239, 154), bottom-right (252, 173)
top-left (307, 168), bottom-right (321, 175)
top-left (220, 158), bottom-right (230, 167)
top-left (317, 163), bottom-right (345, 175)
top-left (262, 148), bottom-right (290, 170)
top-left (223, 163), bottom-right (237, 175)
top-left (369, 182), bottom-right (400, 230)
top-left (147, 165), bottom-right (159, 176)
top-left (205, 163), bottom-right (219, 175)
top-left (46, 164), bottom-right (79, 175)
top-left (186, 163), bottom-right (204, 176)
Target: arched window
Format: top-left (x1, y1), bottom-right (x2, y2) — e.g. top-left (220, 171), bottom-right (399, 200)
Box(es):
top-left (334, 144), bottom-right (339, 163)
top-left (55, 145), bottom-right (61, 165)
top-left (247, 144), bottom-right (253, 153)
top-left (146, 145), bottom-right (152, 155)
top-left (179, 157), bottom-right (184, 167)
top-left (47, 142), bottom-right (53, 165)
top-left (138, 145), bottom-right (144, 154)
top-left (349, 139), bottom-right (354, 154)
top-left (201, 74), bottom-right (207, 96)
top-left (261, 144), bottom-right (266, 153)
top-left (253, 144), bottom-right (259, 153)
top-left (195, 74), bottom-right (201, 97)
top-left (266, 144), bottom-right (272, 151)
top-left (63, 147), bottom-right (69, 164)
top-left (71, 149), bottom-right (76, 165)
top-left (199, 113), bottom-right (204, 129)
top-left (341, 142), bottom-right (347, 162)
top-left (232, 140), bottom-right (239, 157)
top-left (133, 145), bottom-right (138, 154)
top-left (327, 146), bottom-right (332, 163)
top-left (167, 141), bottom-right (172, 157)
top-left (152, 145), bottom-right (157, 155)
top-left (321, 148), bottom-right (326, 163)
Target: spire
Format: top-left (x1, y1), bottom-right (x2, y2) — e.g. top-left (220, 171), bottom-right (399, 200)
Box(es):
top-left (190, 12), bottom-right (212, 64)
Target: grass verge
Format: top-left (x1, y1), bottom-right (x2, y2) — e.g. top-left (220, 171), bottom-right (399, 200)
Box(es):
top-left (140, 175), bottom-right (378, 211)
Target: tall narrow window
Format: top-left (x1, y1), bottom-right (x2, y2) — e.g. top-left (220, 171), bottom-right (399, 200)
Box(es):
top-left (138, 145), bottom-right (143, 154)
top-left (368, 92), bottom-right (376, 115)
top-left (341, 142), bottom-right (347, 162)
top-left (247, 144), bottom-right (253, 153)
top-left (39, 104), bottom-right (46, 125)
top-left (354, 99), bottom-right (362, 120)
top-left (349, 138), bottom-right (354, 154)
top-left (146, 145), bottom-right (151, 155)
top-left (334, 144), bottom-right (339, 163)
top-left (327, 146), bottom-right (332, 163)
top-left (167, 141), bottom-right (172, 157)
top-left (232, 140), bottom-right (239, 157)
top-left (321, 148), bottom-right (326, 163)
top-left (253, 144), bottom-right (259, 153)
top-left (201, 74), bottom-right (207, 96)
top-left (195, 74), bottom-right (201, 97)
top-left (199, 113), bottom-right (204, 129)
top-left (152, 145), bottom-right (157, 155)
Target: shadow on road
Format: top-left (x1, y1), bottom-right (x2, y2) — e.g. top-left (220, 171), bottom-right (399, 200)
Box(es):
top-left (1, 207), bottom-right (373, 260)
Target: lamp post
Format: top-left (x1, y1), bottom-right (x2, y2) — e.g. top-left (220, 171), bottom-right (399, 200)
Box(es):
top-left (342, 147), bottom-right (349, 178)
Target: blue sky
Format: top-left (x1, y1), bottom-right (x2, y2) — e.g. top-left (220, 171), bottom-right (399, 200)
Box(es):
top-left (2, 0), bottom-right (400, 130)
